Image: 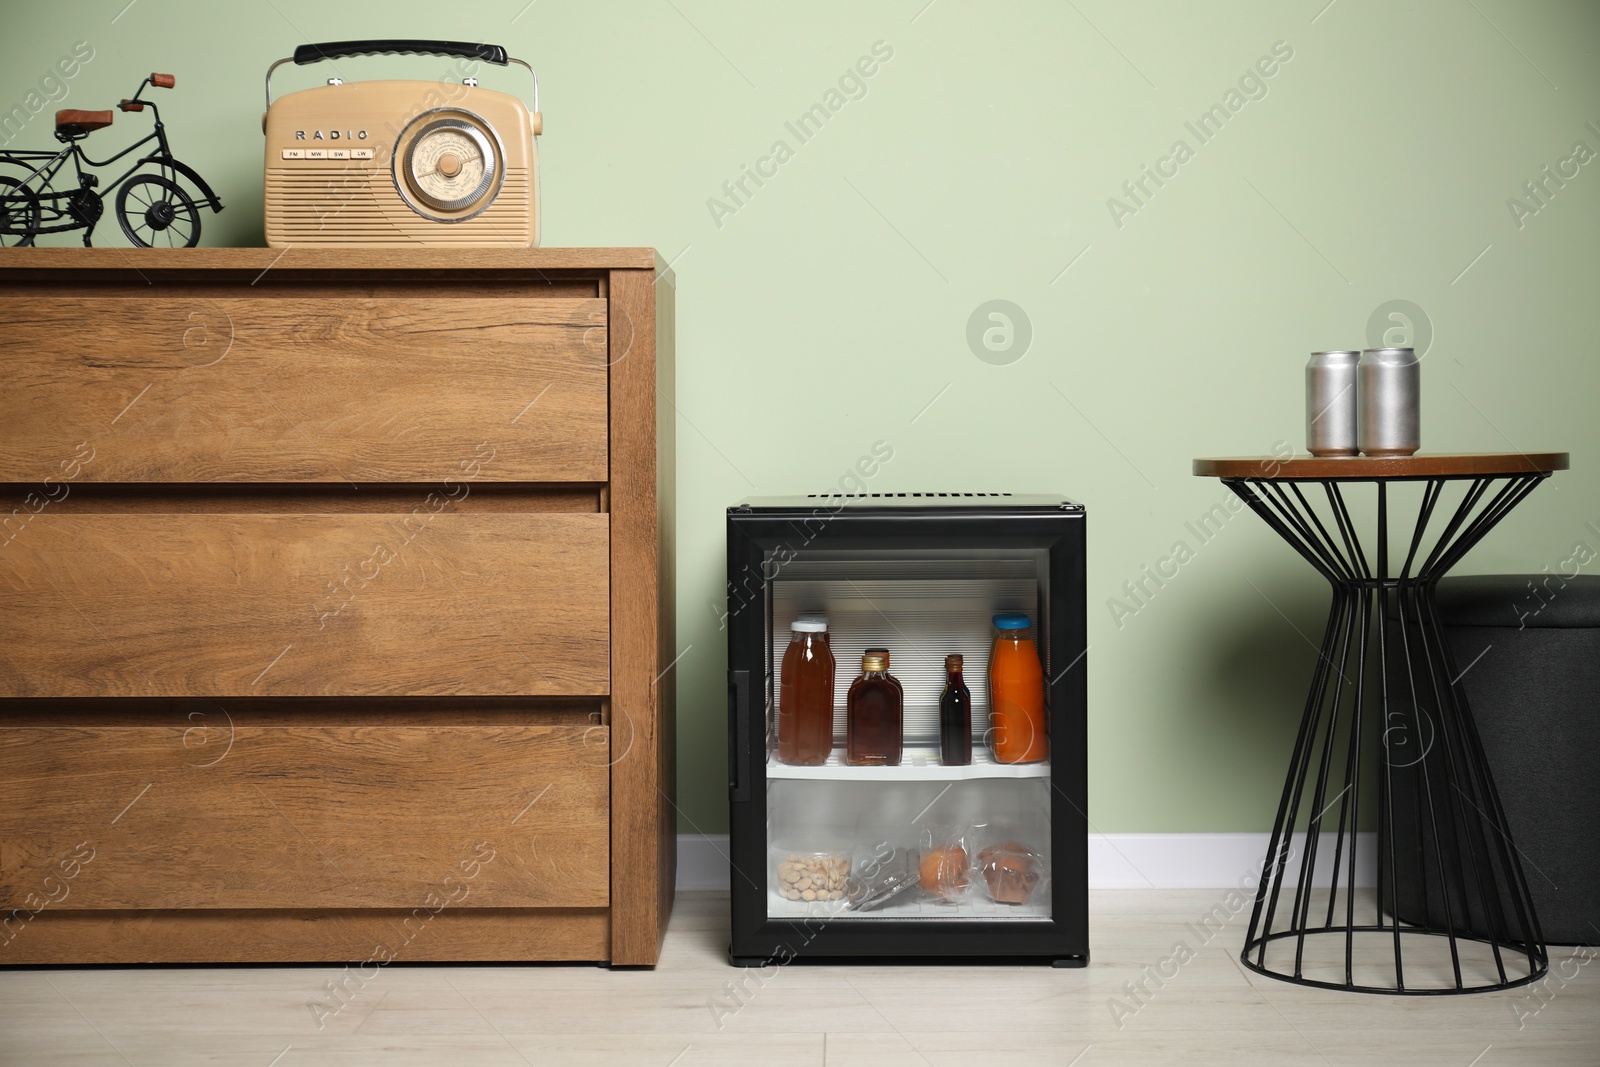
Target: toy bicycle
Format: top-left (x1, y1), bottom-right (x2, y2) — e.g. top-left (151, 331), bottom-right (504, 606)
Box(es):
top-left (0, 72), bottom-right (222, 247)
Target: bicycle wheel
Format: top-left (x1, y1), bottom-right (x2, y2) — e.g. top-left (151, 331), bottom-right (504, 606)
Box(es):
top-left (0, 174), bottom-right (40, 246)
top-left (116, 173), bottom-right (200, 247)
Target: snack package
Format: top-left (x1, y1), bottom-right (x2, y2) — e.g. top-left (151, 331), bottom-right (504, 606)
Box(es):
top-left (917, 827), bottom-right (972, 904)
top-left (847, 842), bottom-right (918, 912)
top-left (976, 840), bottom-right (1045, 905)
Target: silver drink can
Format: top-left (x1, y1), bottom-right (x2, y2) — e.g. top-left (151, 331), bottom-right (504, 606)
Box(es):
top-left (1306, 351), bottom-right (1360, 456)
top-left (1358, 347), bottom-right (1420, 456)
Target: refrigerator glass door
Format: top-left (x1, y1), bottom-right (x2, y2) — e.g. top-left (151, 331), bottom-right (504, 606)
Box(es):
top-left (764, 553), bottom-right (1052, 921)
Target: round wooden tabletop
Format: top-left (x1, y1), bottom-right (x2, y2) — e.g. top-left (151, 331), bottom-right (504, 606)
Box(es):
top-left (1193, 452), bottom-right (1570, 480)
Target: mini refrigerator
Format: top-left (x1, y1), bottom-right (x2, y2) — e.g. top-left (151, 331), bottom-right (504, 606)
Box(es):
top-left (726, 494), bottom-right (1087, 965)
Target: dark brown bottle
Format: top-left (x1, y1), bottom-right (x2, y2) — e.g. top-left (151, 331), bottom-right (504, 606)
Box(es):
top-left (939, 654), bottom-right (972, 766)
top-left (847, 649), bottom-right (902, 766)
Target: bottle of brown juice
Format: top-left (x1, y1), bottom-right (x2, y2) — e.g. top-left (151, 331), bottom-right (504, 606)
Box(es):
top-left (777, 616), bottom-right (834, 765)
top-left (847, 648), bottom-right (902, 766)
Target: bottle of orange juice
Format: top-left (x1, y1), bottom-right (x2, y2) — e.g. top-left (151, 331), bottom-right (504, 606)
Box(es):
top-left (988, 613), bottom-right (1048, 764)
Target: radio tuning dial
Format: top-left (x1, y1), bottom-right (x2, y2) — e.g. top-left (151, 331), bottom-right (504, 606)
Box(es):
top-left (394, 111), bottom-right (503, 219)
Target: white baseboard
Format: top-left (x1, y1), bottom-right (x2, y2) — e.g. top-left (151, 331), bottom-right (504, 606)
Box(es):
top-left (677, 832), bottom-right (1376, 891)
top-left (1086, 832), bottom-right (1376, 889)
top-left (678, 834), bottom-right (736, 891)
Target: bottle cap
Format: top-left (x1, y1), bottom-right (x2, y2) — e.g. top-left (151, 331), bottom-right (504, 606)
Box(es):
top-left (861, 653), bottom-right (887, 672)
top-left (864, 646), bottom-right (890, 667)
top-left (992, 613), bottom-right (1032, 630)
top-left (945, 654), bottom-right (963, 670)
top-left (790, 615), bottom-right (828, 633)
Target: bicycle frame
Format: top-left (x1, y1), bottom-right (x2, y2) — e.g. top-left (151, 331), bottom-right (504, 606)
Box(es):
top-left (6, 131), bottom-right (153, 216)
top-left (1, 82), bottom-right (223, 242)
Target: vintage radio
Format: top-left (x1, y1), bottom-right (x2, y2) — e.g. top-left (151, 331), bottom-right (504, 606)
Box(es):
top-left (263, 40), bottom-right (541, 247)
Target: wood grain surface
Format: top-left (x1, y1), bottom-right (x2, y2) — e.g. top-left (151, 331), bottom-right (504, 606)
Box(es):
top-left (0, 513), bottom-right (609, 697)
top-left (1193, 452), bottom-right (1570, 479)
top-left (0, 246), bottom-right (663, 272)
top-left (654, 266), bottom-right (679, 957)
top-left (7, 892), bottom-right (1598, 1053)
top-left (606, 268), bottom-right (673, 965)
top-left (0, 249), bottom-right (675, 966)
top-left (0, 723), bottom-right (609, 911)
top-left (0, 297), bottom-right (608, 483)
top-left (0, 907), bottom-right (610, 964)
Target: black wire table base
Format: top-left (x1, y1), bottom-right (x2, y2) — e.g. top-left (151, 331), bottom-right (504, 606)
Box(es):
top-left (1227, 473), bottom-right (1551, 994)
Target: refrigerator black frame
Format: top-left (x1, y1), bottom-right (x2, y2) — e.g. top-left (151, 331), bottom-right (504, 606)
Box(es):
top-left (726, 498), bottom-right (1088, 965)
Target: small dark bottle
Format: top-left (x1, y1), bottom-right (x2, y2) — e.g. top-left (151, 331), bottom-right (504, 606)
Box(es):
top-left (939, 654), bottom-right (972, 766)
top-left (846, 649), bottom-right (903, 766)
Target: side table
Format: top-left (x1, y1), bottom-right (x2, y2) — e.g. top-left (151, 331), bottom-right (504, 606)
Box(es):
top-left (1193, 452), bottom-right (1568, 994)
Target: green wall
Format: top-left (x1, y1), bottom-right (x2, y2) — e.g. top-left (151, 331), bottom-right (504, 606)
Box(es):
top-left (5, 1), bottom-right (1597, 834)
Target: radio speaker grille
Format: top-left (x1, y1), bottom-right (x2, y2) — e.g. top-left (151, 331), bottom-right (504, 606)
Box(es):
top-left (265, 167), bottom-right (533, 245)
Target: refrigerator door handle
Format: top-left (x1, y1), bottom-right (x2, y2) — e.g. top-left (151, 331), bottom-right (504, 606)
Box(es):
top-left (730, 669), bottom-right (752, 802)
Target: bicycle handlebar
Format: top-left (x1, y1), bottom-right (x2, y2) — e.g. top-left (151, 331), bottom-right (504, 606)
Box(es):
top-left (121, 73), bottom-right (172, 112)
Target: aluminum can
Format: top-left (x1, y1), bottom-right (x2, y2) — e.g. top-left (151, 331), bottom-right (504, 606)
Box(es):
top-left (1306, 351), bottom-right (1360, 456)
top-left (1358, 348), bottom-right (1420, 456)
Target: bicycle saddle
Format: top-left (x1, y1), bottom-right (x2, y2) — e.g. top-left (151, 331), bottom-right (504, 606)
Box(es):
top-left (55, 109), bottom-right (114, 136)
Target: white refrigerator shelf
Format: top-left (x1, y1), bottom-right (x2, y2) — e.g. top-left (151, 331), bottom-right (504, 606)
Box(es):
top-left (766, 745), bottom-right (1050, 781)
top-left (767, 892), bottom-right (1051, 921)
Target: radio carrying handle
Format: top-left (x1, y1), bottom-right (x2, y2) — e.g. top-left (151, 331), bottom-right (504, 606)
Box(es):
top-left (264, 39), bottom-right (538, 115)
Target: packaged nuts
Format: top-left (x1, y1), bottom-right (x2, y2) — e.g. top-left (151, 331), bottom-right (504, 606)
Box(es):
top-left (776, 852), bottom-right (850, 902)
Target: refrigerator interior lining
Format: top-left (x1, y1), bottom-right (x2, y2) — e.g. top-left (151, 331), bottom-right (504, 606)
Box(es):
top-left (765, 778), bottom-right (1053, 921)
top-left (766, 555), bottom-right (1049, 749)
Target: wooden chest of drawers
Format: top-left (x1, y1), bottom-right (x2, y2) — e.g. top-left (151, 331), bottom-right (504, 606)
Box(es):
top-left (0, 248), bottom-right (675, 965)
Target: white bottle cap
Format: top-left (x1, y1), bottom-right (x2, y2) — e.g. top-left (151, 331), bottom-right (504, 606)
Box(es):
top-left (790, 615), bottom-right (828, 632)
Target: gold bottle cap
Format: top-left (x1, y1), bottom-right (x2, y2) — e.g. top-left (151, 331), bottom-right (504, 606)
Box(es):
top-left (864, 646), bottom-right (890, 667)
top-left (861, 653), bottom-right (887, 672)
top-left (945, 654), bottom-right (963, 671)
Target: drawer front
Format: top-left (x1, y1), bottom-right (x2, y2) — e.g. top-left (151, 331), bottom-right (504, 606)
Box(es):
top-left (0, 296), bottom-right (608, 483)
top-left (0, 513), bottom-right (608, 697)
top-left (0, 721), bottom-right (610, 910)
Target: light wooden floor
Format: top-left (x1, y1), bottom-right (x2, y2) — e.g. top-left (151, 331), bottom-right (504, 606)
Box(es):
top-left (2, 892), bottom-right (1595, 1065)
